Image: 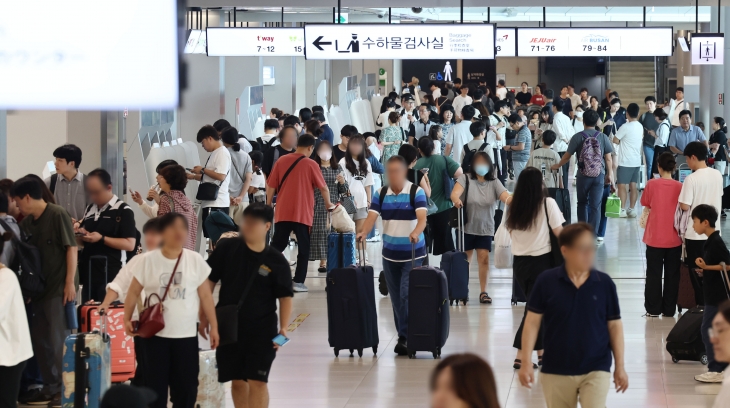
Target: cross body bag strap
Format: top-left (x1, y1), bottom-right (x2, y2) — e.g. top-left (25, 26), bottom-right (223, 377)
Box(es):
top-left (278, 156), bottom-right (306, 192)
top-left (236, 259), bottom-right (264, 311)
top-left (202, 154), bottom-right (230, 186)
top-left (159, 252), bottom-right (183, 303)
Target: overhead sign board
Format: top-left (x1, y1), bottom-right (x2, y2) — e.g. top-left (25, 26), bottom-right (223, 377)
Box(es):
top-left (496, 28), bottom-right (516, 57)
top-left (692, 33), bottom-right (725, 65)
top-left (207, 27), bottom-right (305, 57)
top-left (304, 24), bottom-right (495, 60)
top-left (516, 27), bottom-right (673, 57)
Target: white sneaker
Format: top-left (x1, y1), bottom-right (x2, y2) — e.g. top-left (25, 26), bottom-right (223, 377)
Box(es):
top-left (695, 371), bottom-right (724, 383)
top-left (366, 235), bottom-right (380, 243)
top-left (619, 209), bottom-right (627, 218)
top-left (626, 208), bottom-right (637, 218)
top-left (292, 282), bottom-right (309, 293)
top-left (596, 237), bottom-right (604, 242)
top-left (595, 238), bottom-right (604, 246)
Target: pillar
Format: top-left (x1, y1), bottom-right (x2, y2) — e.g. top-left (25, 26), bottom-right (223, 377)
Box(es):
top-left (393, 59), bottom-right (402, 94)
top-left (724, 6), bottom-right (730, 121)
top-left (101, 112), bottom-right (124, 198)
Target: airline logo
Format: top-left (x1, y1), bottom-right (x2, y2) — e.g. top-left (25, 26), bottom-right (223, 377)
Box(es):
top-left (497, 34), bottom-right (509, 42)
top-left (582, 34), bottom-right (609, 43)
top-left (530, 38), bottom-right (556, 43)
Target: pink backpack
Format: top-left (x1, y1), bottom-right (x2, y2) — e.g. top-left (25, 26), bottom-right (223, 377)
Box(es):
top-left (578, 131), bottom-right (603, 178)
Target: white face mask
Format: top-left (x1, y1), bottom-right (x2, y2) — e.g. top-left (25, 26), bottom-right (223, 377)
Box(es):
top-left (575, 111), bottom-right (584, 118)
top-left (319, 151), bottom-right (332, 161)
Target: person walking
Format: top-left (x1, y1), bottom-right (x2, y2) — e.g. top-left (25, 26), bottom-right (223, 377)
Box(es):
top-left (612, 103), bottom-right (644, 218)
top-left (639, 97), bottom-right (660, 179)
top-left (507, 167), bottom-right (565, 370)
top-left (357, 156), bottom-right (428, 356)
top-left (310, 141), bottom-right (347, 272)
top-left (338, 136), bottom-right (374, 257)
top-left (438, 105), bottom-right (456, 156)
top-left (518, 223), bottom-right (628, 407)
top-left (641, 152), bottom-right (683, 317)
top-left (381, 112), bottom-right (406, 164)
top-left (450, 152), bottom-right (509, 304)
top-left (156, 165), bottom-right (198, 251)
top-left (221, 126), bottom-right (253, 224)
top-left (505, 113), bottom-right (532, 181)
top-left (647, 109), bottom-right (672, 177)
top-left (668, 110), bottom-right (707, 168)
top-left (551, 100), bottom-right (573, 188)
top-left (710, 117), bottom-right (728, 186)
top-left (444, 105), bottom-right (477, 161)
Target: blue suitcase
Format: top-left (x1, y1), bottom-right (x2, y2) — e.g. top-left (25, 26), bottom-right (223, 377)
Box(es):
top-left (407, 248), bottom-right (450, 359)
top-left (440, 208), bottom-right (469, 305)
top-left (326, 243), bottom-right (379, 357)
top-left (327, 232), bottom-right (357, 272)
top-left (62, 311), bottom-right (111, 407)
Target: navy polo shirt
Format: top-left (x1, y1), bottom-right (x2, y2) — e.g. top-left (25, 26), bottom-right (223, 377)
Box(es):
top-left (528, 266), bottom-right (621, 376)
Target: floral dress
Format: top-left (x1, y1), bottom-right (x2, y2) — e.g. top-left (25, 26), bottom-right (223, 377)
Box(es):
top-left (381, 125), bottom-right (405, 164)
top-left (440, 122), bottom-right (455, 155)
top-left (310, 166), bottom-right (346, 261)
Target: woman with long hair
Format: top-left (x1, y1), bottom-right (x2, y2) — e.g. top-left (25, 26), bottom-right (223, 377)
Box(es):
top-left (338, 136), bottom-right (374, 255)
top-left (710, 117), bottom-right (729, 186)
top-left (451, 152), bottom-right (510, 304)
top-left (156, 165), bottom-right (198, 251)
top-left (380, 111), bottom-right (406, 164)
top-left (430, 353), bottom-right (501, 408)
top-left (221, 126), bottom-right (252, 224)
top-left (310, 141), bottom-right (347, 272)
top-left (529, 84), bottom-right (545, 106)
top-left (303, 119), bottom-right (324, 140)
top-left (534, 105), bottom-right (554, 149)
top-left (439, 105), bottom-right (456, 155)
top-left (377, 98), bottom-right (397, 129)
top-left (649, 108), bottom-right (671, 176)
top-left (429, 125), bottom-right (444, 155)
top-left (507, 167), bottom-right (564, 369)
top-left (472, 101), bottom-right (490, 120)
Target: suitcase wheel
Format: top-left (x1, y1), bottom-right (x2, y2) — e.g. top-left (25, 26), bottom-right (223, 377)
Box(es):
top-left (449, 299), bottom-right (454, 306)
top-left (700, 354), bottom-right (708, 365)
top-left (511, 300), bottom-right (517, 306)
top-left (407, 350), bottom-right (416, 359)
top-left (349, 349), bottom-right (354, 357)
top-left (357, 349), bottom-right (363, 358)
top-left (462, 299), bottom-right (468, 306)
top-left (432, 351), bottom-right (439, 359)
top-left (334, 348), bottom-right (339, 357)
top-left (671, 356), bottom-right (679, 363)
top-left (372, 346), bottom-right (378, 355)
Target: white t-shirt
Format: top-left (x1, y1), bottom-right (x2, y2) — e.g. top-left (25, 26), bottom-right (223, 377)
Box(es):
top-left (338, 158), bottom-right (374, 209)
top-left (376, 111), bottom-right (391, 130)
top-left (551, 112), bottom-right (574, 152)
top-left (108, 256), bottom-right (145, 319)
top-left (201, 146), bottom-right (232, 208)
top-left (614, 121), bottom-right (644, 168)
top-left (488, 114), bottom-right (508, 148)
top-left (679, 167), bottom-right (724, 241)
top-left (238, 138), bottom-right (253, 153)
top-left (250, 170), bottom-right (266, 202)
top-left (496, 87), bottom-right (507, 100)
top-left (452, 95), bottom-right (473, 117)
top-left (445, 121), bottom-right (473, 161)
top-left (0, 267), bottom-right (33, 366)
top-left (509, 198), bottom-right (565, 256)
top-left (131, 249), bottom-right (211, 338)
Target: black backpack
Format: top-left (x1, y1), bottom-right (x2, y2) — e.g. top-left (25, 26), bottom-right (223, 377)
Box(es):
top-left (461, 142), bottom-right (489, 173)
top-left (0, 218), bottom-right (45, 300)
top-left (379, 184), bottom-right (418, 209)
top-left (256, 137), bottom-right (277, 153)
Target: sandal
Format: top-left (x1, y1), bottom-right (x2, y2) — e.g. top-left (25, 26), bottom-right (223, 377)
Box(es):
top-left (479, 292), bottom-right (492, 304)
top-left (318, 266), bottom-right (327, 273)
top-left (538, 356), bottom-right (543, 366)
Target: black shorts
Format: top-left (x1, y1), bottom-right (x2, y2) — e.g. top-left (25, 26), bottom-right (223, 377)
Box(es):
top-left (216, 325), bottom-right (278, 383)
top-left (463, 233), bottom-right (492, 251)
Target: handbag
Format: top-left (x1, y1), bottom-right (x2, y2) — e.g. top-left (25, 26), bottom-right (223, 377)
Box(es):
top-left (449, 176), bottom-right (469, 228)
top-left (441, 155), bottom-right (455, 200)
top-left (544, 200), bottom-right (564, 267)
top-left (215, 260), bottom-right (261, 347)
top-left (412, 169), bottom-right (438, 215)
top-left (339, 182), bottom-right (358, 214)
top-left (196, 155), bottom-right (230, 201)
top-left (133, 252), bottom-right (182, 338)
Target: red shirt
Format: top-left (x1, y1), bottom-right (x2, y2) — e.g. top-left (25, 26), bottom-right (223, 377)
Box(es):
top-left (530, 94), bottom-right (545, 106)
top-left (267, 153), bottom-right (326, 226)
top-left (641, 178), bottom-right (683, 248)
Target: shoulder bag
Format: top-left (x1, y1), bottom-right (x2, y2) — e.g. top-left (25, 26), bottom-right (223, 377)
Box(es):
top-left (339, 181), bottom-right (358, 215)
top-left (196, 155), bottom-right (230, 201)
top-left (134, 252), bottom-right (182, 338)
top-left (413, 169), bottom-right (438, 215)
top-left (544, 200), bottom-right (564, 268)
top-left (215, 259), bottom-right (262, 346)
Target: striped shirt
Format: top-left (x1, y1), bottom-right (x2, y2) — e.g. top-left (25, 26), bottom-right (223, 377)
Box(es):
top-left (369, 181), bottom-right (427, 262)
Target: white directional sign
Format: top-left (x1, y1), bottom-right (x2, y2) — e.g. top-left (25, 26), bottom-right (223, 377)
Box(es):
top-left (516, 27), bottom-right (673, 57)
top-left (304, 24), bottom-right (495, 60)
top-left (692, 33), bottom-right (725, 65)
top-left (206, 28), bottom-right (305, 57)
top-left (496, 28), bottom-right (516, 57)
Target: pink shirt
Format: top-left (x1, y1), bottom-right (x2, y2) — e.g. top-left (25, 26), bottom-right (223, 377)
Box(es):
top-left (641, 178), bottom-right (683, 248)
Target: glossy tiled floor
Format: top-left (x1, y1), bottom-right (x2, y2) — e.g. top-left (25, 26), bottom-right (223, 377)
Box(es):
top-left (237, 194), bottom-right (725, 408)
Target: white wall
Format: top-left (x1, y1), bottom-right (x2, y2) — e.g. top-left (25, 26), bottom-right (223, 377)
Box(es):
top-left (262, 56), bottom-right (295, 114)
top-left (6, 111), bottom-right (67, 180)
top-left (496, 57), bottom-right (539, 89)
top-left (67, 111), bottom-right (102, 172)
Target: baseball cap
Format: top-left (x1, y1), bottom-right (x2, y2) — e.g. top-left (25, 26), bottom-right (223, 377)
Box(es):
top-left (101, 385), bottom-right (157, 408)
top-left (401, 93), bottom-right (415, 101)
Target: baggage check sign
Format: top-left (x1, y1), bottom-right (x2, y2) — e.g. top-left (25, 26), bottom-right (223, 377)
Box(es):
top-left (516, 27), bottom-right (673, 57)
top-left (304, 24), bottom-right (495, 60)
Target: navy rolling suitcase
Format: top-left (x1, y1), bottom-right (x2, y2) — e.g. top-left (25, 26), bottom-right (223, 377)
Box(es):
top-left (407, 246), bottom-right (450, 359)
top-left (326, 242), bottom-right (379, 357)
top-left (327, 232), bottom-right (357, 272)
top-left (440, 208), bottom-right (469, 306)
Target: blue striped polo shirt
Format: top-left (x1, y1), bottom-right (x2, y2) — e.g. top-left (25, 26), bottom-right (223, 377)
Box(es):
top-left (369, 181), bottom-right (427, 262)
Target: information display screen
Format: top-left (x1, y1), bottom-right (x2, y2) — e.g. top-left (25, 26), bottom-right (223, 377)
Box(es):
top-left (0, 0), bottom-right (180, 109)
top-left (206, 27), bottom-right (305, 57)
top-left (304, 24), bottom-right (495, 60)
top-left (496, 28), bottom-right (516, 57)
top-left (516, 27), bottom-right (673, 57)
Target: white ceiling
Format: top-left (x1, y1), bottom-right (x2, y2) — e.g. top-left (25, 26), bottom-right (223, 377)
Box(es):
top-left (187, 0), bottom-right (726, 9)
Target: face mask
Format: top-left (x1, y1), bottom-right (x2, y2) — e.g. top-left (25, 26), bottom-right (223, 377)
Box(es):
top-left (475, 165), bottom-right (489, 176)
top-left (319, 151), bottom-right (332, 161)
top-left (575, 111), bottom-right (584, 118)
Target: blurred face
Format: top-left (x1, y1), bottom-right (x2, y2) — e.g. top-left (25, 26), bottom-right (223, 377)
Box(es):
top-left (201, 136), bottom-right (216, 152)
top-left (431, 367), bottom-right (469, 408)
top-left (560, 87), bottom-right (568, 97)
top-left (143, 231), bottom-right (162, 251)
top-left (386, 161), bottom-right (407, 189)
top-left (676, 90), bottom-right (684, 100)
top-left (54, 157), bottom-right (75, 176)
top-left (541, 112), bottom-right (549, 122)
top-left (560, 231), bottom-right (596, 272)
top-left (531, 113), bottom-right (539, 123)
top-left (12, 195), bottom-right (33, 217)
top-left (281, 129), bottom-right (298, 148)
top-left (521, 83), bottom-right (528, 92)
top-left (242, 215), bottom-right (270, 244)
top-left (711, 313), bottom-right (730, 363)
top-left (162, 217), bottom-right (188, 249)
top-left (568, 86), bottom-right (575, 95)
top-left (610, 102), bottom-right (620, 113)
top-left (713, 121), bottom-right (721, 131)
top-left (419, 106), bottom-right (430, 119)
top-left (405, 100), bottom-right (415, 110)
top-left (348, 140), bottom-right (364, 157)
top-left (443, 111), bottom-right (454, 123)
top-left (317, 144), bottom-right (332, 161)
top-left (535, 86), bottom-right (542, 95)
top-left (680, 114), bottom-right (692, 130)
top-left (590, 98), bottom-right (599, 109)
top-left (156, 173), bottom-right (170, 192)
top-left (85, 176), bottom-right (113, 207)
top-left (581, 90), bottom-right (588, 99)
top-left (646, 100), bottom-right (656, 112)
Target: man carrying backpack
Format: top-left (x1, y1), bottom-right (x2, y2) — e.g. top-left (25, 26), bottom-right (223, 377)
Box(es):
top-left (552, 110), bottom-right (614, 235)
top-left (257, 119), bottom-right (281, 153)
top-left (461, 121), bottom-right (493, 172)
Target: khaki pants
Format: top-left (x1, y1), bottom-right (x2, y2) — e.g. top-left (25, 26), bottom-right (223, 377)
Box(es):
top-left (540, 371), bottom-right (610, 408)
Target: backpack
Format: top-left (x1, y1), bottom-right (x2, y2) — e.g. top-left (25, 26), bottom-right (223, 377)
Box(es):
top-left (204, 210), bottom-right (237, 245)
top-left (379, 184), bottom-right (418, 210)
top-left (0, 217), bottom-right (45, 300)
top-left (49, 173), bottom-right (85, 194)
top-left (85, 200), bottom-right (142, 263)
top-left (577, 131), bottom-right (604, 178)
top-left (461, 142), bottom-right (489, 173)
top-left (256, 137), bottom-right (277, 153)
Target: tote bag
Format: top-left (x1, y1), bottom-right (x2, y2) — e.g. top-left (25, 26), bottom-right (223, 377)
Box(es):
top-left (494, 223), bottom-right (513, 269)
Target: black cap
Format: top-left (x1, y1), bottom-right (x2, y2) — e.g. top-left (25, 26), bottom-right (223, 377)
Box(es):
top-left (402, 93), bottom-right (415, 101)
top-left (101, 385), bottom-right (157, 408)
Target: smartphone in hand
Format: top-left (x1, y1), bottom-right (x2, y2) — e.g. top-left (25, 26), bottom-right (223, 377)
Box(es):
top-left (273, 334), bottom-right (290, 347)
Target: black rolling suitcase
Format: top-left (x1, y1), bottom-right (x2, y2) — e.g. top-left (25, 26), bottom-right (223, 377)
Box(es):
top-left (511, 278), bottom-right (527, 305)
top-left (666, 307), bottom-right (707, 365)
top-left (326, 242), bottom-right (379, 358)
top-left (407, 246), bottom-right (450, 359)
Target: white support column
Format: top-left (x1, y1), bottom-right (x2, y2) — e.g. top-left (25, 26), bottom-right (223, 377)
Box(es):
top-left (393, 59), bottom-right (402, 94)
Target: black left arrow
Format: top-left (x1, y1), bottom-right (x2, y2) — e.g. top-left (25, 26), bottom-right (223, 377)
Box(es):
top-left (313, 36), bottom-right (332, 51)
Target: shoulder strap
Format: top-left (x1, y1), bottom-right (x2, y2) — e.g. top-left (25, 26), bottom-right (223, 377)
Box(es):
top-left (379, 186), bottom-right (389, 204)
top-left (464, 176), bottom-right (470, 207)
top-left (409, 183), bottom-right (418, 209)
top-left (479, 142), bottom-right (488, 151)
top-left (237, 257), bottom-right (264, 310)
top-left (278, 156), bottom-right (306, 191)
top-left (160, 252), bottom-right (183, 302)
top-left (50, 174), bottom-right (58, 194)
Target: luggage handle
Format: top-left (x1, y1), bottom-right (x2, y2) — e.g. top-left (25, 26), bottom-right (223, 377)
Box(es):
top-left (458, 207), bottom-right (465, 253)
top-left (87, 255), bottom-right (108, 303)
top-left (721, 262), bottom-right (730, 300)
top-left (356, 237), bottom-right (366, 267)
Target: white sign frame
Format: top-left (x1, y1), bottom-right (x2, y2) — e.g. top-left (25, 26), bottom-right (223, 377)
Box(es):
top-left (304, 23), bottom-right (495, 60)
top-left (496, 27), bottom-right (516, 57)
top-left (515, 27), bottom-right (673, 57)
top-left (206, 27), bottom-right (305, 57)
top-left (691, 33), bottom-right (725, 65)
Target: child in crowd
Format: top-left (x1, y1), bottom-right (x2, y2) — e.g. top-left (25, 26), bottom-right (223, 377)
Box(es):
top-left (526, 130), bottom-right (563, 188)
top-left (249, 151), bottom-right (266, 203)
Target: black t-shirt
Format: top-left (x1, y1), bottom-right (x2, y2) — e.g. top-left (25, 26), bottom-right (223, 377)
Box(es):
top-left (333, 145), bottom-right (347, 164)
top-left (407, 168), bottom-right (425, 188)
top-left (263, 145), bottom-right (294, 177)
top-left (207, 238), bottom-right (293, 327)
top-left (80, 199), bottom-right (137, 274)
top-left (710, 130), bottom-right (728, 162)
top-left (516, 91), bottom-right (532, 106)
top-left (702, 231), bottom-right (730, 306)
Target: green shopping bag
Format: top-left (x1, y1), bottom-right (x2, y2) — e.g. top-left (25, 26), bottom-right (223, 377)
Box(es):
top-left (605, 193), bottom-right (622, 218)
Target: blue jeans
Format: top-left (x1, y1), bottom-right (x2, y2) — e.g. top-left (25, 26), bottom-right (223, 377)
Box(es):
top-left (594, 185), bottom-right (611, 238)
top-left (702, 304), bottom-right (730, 373)
top-left (513, 160), bottom-right (528, 182)
top-left (576, 176), bottom-right (605, 234)
top-left (382, 257), bottom-right (424, 339)
top-left (643, 144), bottom-right (654, 178)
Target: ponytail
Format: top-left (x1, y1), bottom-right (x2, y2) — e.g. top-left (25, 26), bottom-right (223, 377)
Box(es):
top-left (715, 117), bottom-right (728, 134)
top-left (220, 126), bottom-right (241, 150)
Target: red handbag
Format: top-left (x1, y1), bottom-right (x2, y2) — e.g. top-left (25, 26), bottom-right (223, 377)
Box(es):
top-left (133, 253), bottom-right (182, 338)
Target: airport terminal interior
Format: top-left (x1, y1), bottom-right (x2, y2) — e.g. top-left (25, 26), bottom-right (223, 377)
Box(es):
top-left (4, 1), bottom-right (730, 408)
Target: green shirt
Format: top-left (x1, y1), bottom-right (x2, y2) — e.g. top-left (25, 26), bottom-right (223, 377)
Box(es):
top-left (414, 154), bottom-right (461, 213)
top-left (20, 203), bottom-right (78, 302)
